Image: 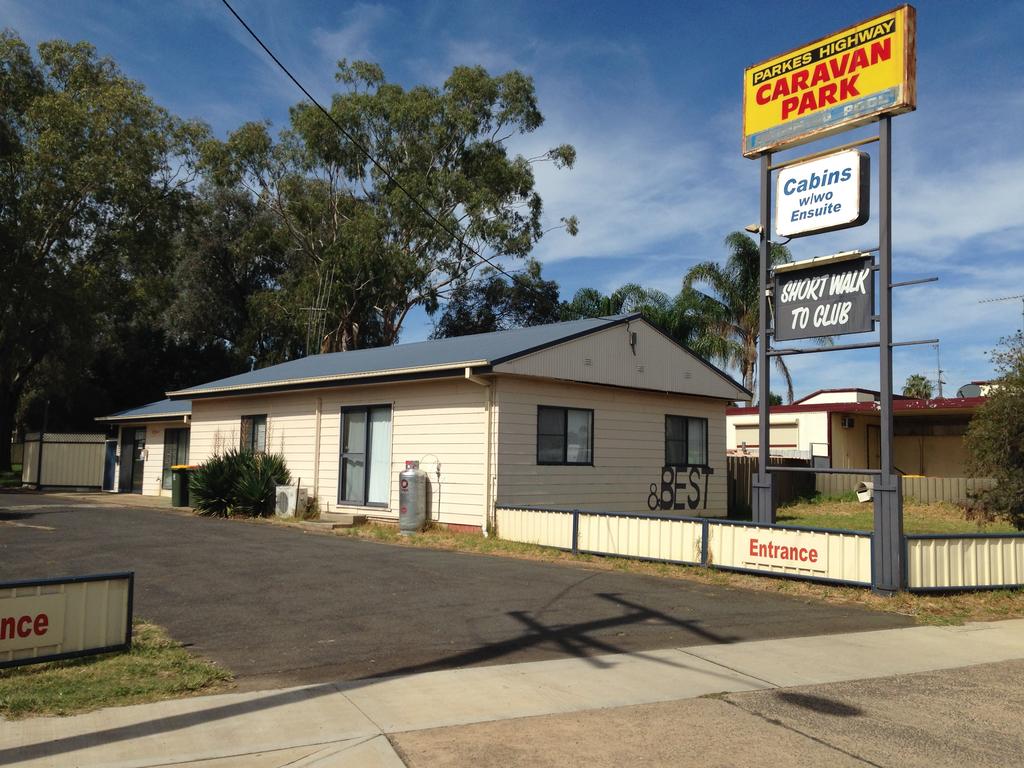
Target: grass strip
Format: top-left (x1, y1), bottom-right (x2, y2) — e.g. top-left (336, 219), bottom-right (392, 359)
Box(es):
top-left (0, 620), bottom-right (231, 719)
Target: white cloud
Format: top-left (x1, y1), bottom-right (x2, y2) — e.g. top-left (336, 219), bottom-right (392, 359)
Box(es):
top-left (312, 3), bottom-right (392, 66)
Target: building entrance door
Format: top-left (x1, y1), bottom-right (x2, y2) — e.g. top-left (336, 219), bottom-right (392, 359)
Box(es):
top-left (119, 428), bottom-right (146, 493)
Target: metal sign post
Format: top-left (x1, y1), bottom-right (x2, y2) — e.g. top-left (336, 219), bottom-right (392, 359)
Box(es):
top-left (872, 117), bottom-right (904, 592)
top-left (752, 152), bottom-right (774, 525)
top-left (744, 5), bottom-right (922, 590)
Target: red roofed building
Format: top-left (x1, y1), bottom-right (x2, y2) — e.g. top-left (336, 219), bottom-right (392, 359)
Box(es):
top-left (726, 387), bottom-right (984, 477)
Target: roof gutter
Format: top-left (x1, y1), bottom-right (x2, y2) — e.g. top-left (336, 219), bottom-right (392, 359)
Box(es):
top-left (167, 360), bottom-right (491, 400)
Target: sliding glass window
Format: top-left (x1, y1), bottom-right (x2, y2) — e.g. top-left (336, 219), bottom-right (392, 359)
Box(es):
top-left (339, 405), bottom-right (392, 506)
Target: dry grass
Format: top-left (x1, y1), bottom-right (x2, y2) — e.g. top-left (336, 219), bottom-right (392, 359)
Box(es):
top-left (777, 495), bottom-right (1017, 534)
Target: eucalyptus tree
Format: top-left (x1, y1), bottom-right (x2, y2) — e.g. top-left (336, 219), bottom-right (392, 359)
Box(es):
top-left (0, 32), bottom-right (200, 469)
top-left (431, 259), bottom-right (561, 338)
top-left (684, 232), bottom-right (794, 403)
top-left (201, 60), bottom-right (577, 353)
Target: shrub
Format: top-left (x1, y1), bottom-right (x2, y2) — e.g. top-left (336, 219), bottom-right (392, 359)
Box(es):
top-left (189, 450), bottom-right (290, 518)
top-left (965, 332), bottom-right (1024, 529)
top-left (189, 452), bottom-right (237, 517)
top-left (233, 452), bottom-right (291, 518)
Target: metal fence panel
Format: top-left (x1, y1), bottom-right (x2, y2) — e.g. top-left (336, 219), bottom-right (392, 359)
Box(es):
top-left (21, 440), bottom-right (40, 485)
top-left (907, 536), bottom-right (1024, 590)
top-left (816, 473), bottom-right (995, 504)
top-left (19, 433), bottom-right (105, 488)
top-left (496, 507), bottom-right (573, 549)
top-left (707, 521), bottom-right (872, 584)
top-left (577, 514), bottom-right (702, 564)
top-left (1, 574), bottom-right (133, 668)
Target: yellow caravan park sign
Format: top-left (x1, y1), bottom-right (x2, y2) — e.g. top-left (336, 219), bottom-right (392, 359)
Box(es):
top-left (743, 5), bottom-right (916, 157)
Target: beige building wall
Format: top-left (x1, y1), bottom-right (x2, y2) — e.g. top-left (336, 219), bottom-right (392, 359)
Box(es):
top-left (726, 411), bottom-right (829, 456)
top-left (894, 435), bottom-right (969, 476)
top-left (494, 376), bottom-right (728, 517)
top-left (188, 378), bottom-right (490, 529)
top-left (829, 413), bottom-right (879, 469)
top-left (115, 420), bottom-right (188, 497)
top-left (493, 319), bottom-right (748, 401)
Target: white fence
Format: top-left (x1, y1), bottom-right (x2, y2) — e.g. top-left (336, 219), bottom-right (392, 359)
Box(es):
top-left (496, 505), bottom-right (1024, 592)
top-left (907, 535), bottom-right (1024, 591)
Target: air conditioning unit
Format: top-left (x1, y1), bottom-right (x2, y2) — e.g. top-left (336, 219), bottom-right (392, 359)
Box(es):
top-left (840, 417), bottom-right (855, 429)
top-left (275, 484), bottom-right (308, 517)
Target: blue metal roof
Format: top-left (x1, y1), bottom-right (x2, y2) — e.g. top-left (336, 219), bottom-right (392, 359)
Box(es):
top-left (168, 315), bottom-right (635, 398)
top-left (96, 398), bottom-right (192, 422)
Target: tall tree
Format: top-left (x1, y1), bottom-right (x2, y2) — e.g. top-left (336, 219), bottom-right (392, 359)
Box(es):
top-left (0, 32), bottom-right (199, 469)
top-left (167, 184), bottom-right (293, 364)
top-left (901, 373), bottom-right (934, 399)
top-left (431, 259), bottom-right (561, 338)
top-left (201, 60), bottom-right (577, 354)
top-left (684, 232), bottom-right (793, 402)
top-left (966, 333), bottom-right (1024, 529)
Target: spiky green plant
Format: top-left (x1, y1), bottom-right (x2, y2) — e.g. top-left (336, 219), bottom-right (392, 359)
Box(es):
top-left (232, 452), bottom-right (291, 517)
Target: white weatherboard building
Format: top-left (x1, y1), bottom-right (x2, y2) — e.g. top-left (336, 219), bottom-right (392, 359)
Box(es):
top-left (98, 315), bottom-right (749, 528)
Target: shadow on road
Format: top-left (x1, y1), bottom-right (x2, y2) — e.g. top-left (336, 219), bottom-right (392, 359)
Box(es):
top-left (0, 591), bottom-right (736, 765)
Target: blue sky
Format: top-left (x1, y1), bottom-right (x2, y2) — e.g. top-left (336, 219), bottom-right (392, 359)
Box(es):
top-left (6, 0), bottom-right (1024, 398)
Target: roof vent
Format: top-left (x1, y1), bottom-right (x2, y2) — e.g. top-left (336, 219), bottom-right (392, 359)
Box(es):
top-left (584, 357), bottom-right (593, 367)
top-left (636, 364), bottom-right (645, 373)
top-left (684, 371), bottom-right (692, 380)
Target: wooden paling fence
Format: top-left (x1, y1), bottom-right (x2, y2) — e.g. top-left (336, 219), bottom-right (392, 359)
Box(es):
top-left (727, 456), bottom-right (816, 517)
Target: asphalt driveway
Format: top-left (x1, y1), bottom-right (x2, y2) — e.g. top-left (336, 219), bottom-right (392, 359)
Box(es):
top-left (0, 492), bottom-right (913, 690)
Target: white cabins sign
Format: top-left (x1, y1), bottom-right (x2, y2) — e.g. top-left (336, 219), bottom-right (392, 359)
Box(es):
top-left (774, 252), bottom-right (874, 341)
top-left (775, 149), bottom-right (870, 238)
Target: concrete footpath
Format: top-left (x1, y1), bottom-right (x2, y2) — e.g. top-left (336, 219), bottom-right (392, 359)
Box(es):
top-left (2, 619), bottom-right (1023, 767)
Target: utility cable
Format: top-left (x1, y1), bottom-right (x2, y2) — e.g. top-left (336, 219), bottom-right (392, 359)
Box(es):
top-left (220, 0), bottom-right (521, 284)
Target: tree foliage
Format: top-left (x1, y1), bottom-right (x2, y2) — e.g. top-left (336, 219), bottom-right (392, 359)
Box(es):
top-left (200, 60), bottom-right (576, 353)
top-left (430, 259), bottom-right (560, 338)
top-left (965, 333), bottom-right (1024, 529)
top-left (0, 31), bottom-right (201, 468)
top-left (901, 373), bottom-right (933, 399)
top-left (684, 232), bottom-right (793, 403)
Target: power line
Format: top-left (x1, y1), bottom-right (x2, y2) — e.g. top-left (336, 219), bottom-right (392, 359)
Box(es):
top-left (220, 0), bottom-right (519, 284)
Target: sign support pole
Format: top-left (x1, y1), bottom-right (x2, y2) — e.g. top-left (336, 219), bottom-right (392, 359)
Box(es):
top-left (872, 116), bottom-right (905, 592)
top-left (753, 151), bottom-right (775, 525)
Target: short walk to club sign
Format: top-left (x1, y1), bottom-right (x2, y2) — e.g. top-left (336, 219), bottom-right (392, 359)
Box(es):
top-left (0, 573), bottom-right (133, 668)
top-left (774, 252), bottom-right (874, 342)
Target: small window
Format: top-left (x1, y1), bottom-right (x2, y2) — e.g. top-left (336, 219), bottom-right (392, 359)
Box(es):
top-left (665, 415), bottom-right (708, 467)
top-left (241, 415), bottom-right (267, 453)
top-left (537, 406), bottom-right (593, 465)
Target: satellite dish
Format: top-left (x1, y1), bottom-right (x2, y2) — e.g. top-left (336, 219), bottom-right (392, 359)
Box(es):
top-left (956, 383), bottom-right (982, 398)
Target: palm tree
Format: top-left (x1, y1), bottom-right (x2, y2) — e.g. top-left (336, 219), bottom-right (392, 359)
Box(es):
top-left (902, 373), bottom-right (933, 399)
top-left (684, 232), bottom-right (794, 403)
top-left (560, 283), bottom-right (711, 354)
